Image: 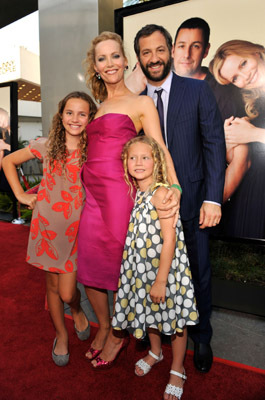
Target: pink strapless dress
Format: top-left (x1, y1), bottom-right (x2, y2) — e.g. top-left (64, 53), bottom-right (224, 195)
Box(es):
top-left (77, 114), bottom-right (137, 291)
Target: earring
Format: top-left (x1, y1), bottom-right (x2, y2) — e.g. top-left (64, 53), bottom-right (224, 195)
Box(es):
top-left (96, 73), bottom-right (101, 80)
top-left (124, 66), bottom-right (129, 71)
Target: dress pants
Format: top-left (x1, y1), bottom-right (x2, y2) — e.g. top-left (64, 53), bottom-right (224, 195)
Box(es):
top-left (182, 217), bottom-right (213, 344)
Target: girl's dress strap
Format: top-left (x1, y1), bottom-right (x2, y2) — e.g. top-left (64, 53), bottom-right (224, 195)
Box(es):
top-left (151, 182), bottom-right (170, 195)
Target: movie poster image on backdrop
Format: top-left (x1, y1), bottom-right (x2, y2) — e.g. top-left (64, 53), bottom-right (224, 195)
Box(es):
top-left (115, 0), bottom-right (265, 241)
top-left (0, 82), bottom-right (18, 192)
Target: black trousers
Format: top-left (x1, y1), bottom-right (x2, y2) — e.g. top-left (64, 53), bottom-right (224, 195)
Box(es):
top-left (182, 217), bottom-right (212, 344)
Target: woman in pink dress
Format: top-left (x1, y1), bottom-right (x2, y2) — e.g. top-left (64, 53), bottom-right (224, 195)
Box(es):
top-left (77, 32), bottom-right (181, 361)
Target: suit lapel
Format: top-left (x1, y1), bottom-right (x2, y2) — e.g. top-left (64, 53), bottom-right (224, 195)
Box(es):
top-left (167, 73), bottom-right (186, 147)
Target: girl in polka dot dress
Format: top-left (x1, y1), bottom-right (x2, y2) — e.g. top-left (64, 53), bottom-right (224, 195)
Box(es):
top-left (113, 136), bottom-right (199, 400)
top-left (3, 92), bottom-right (97, 367)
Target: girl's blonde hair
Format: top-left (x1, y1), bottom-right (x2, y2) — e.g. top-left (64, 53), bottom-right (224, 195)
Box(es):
top-left (121, 135), bottom-right (168, 196)
top-left (209, 40), bottom-right (265, 119)
top-left (83, 31), bottom-right (127, 103)
top-left (47, 91), bottom-right (97, 171)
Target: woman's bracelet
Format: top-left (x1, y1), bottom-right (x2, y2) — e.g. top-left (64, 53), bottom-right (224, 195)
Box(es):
top-left (171, 184), bottom-right (182, 194)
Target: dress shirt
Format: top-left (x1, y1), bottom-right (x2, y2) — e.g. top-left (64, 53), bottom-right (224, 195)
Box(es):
top-left (146, 72), bottom-right (173, 148)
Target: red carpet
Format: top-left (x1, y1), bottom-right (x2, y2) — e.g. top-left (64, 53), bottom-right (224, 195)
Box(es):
top-left (0, 221), bottom-right (265, 400)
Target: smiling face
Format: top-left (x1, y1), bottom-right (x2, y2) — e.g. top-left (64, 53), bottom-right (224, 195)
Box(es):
top-left (62, 98), bottom-right (90, 144)
top-left (127, 142), bottom-right (154, 190)
top-left (172, 28), bottom-right (209, 78)
top-left (137, 31), bottom-right (172, 86)
top-left (94, 39), bottom-right (127, 84)
top-left (220, 53), bottom-right (265, 89)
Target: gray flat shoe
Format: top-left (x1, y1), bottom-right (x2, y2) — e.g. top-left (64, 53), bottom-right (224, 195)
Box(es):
top-left (52, 338), bottom-right (69, 367)
top-left (74, 317), bottom-right (90, 341)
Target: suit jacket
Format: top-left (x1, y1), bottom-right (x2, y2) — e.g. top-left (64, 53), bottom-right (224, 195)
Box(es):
top-left (145, 73), bottom-right (226, 221)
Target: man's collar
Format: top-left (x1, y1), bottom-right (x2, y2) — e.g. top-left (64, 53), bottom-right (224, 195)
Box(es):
top-left (147, 72), bottom-right (173, 96)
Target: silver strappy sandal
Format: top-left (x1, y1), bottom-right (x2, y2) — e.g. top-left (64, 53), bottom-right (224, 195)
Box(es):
top-left (135, 350), bottom-right (163, 376)
top-left (164, 369), bottom-right (187, 399)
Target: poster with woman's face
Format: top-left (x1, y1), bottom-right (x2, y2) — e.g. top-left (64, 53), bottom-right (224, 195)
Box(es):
top-left (0, 83), bottom-right (17, 192)
top-left (116, 0), bottom-right (265, 241)
top-left (0, 86), bottom-right (11, 170)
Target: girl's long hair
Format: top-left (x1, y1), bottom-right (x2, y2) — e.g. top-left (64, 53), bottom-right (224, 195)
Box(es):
top-left (209, 40), bottom-right (265, 119)
top-left (47, 91), bottom-right (97, 171)
top-left (83, 31), bottom-right (127, 103)
top-left (122, 135), bottom-right (169, 197)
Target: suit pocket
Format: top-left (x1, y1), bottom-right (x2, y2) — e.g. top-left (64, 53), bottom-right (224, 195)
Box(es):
top-left (189, 169), bottom-right (204, 182)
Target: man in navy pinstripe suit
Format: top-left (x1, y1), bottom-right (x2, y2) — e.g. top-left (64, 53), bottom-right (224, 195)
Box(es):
top-left (134, 24), bottom-right (226, 373)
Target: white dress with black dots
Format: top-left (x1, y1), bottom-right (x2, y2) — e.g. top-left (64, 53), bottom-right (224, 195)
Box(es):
top-left (112, 184), bottom-right (199, 339)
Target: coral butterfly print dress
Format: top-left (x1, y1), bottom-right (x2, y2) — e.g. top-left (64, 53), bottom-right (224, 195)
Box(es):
top-left (26, 138), bottom-right (85, 273)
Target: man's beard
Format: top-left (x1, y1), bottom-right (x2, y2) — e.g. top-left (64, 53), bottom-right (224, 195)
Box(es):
top-left (139, 57), bottom-right (172, 82)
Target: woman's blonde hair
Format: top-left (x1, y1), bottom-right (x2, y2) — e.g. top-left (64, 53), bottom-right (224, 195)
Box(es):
top-left (121, 135), bottom-right (168, 197)
top-left (47, 91), bottom-right (97, 171)
top-left (209, 40), bottom-right (265, 119)
top-left (83, 31), bottom-right (127, 103)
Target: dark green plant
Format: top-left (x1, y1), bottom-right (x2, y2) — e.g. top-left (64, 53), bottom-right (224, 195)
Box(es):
top-left (18, 137), bottom-right (29, 149)
top-left (0, 192), bottom-right (13, 212)
top-left (210, 239), bottom-right (265, 287)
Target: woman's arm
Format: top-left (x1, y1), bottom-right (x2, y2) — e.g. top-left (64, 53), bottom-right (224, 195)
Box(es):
top-left (0, 139), bottom-right (11, 151)
top-left (223, 144), bottom-right (250, 202)
top-left (225, 116), bottom-right (265, 144)
top-left (139, 96), bottom-right (181, 223)
top-left (149, 187), bottom-right (176, 304)
top-left (2, 147), bottom-right (38, 209)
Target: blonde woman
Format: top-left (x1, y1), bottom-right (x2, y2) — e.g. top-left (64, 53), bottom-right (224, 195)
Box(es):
top-left (0, 108), bottom-right (11, 170)
top-left (77, 32), bottom-right (181, 363)
top-left (210, 40), bottom-right (265, 238)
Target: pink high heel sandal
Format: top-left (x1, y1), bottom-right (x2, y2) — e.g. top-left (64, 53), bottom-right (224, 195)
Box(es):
top-left (85, 346), bottom-right (102, 361)
top-left (91, 335), bottom-right (130, 370)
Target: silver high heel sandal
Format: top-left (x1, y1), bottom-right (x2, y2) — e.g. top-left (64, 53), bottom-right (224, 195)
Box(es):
top-left (135, 350), bottom-right (163, 376)
top-left (164, 369), bottom-right (187, 400)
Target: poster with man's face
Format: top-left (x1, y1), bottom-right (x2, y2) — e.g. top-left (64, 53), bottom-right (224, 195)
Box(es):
top-left (116, 0), bottom-right (265, 242)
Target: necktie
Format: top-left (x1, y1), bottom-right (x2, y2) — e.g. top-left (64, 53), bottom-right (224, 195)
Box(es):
top-left (155, 89), bottom-right (165, 143)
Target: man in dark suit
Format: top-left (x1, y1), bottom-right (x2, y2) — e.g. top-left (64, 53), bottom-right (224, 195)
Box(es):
top-left (134, 24), bottom-right (226, 373)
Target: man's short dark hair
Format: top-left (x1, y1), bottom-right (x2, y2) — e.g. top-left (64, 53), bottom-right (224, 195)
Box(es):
top-left (174, 17), bottom-right (210, 50)
top-left (134, 24), bottom-right (173, 57)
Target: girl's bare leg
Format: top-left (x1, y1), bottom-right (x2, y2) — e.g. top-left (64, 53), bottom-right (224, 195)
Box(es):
top-left (46, 272), bottom-right (68, 355)
top-left (58, 272), bottom-right (88, 332)
top-left (164, 328), bottom-right (187, 400)
top-left (135, 328), bottom-right (162, 376)
top-left (84, 286), bottom-right (110, 358)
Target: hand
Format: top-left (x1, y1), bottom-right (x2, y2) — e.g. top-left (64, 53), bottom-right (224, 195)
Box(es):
top-left (0, 139), bottom-right (10, 151)
top-left (156, 187), bottom-right (181, 227)
top-left (225, 116), bottom-right (255, 145)
top-left (17, 193), bottom-right (38, 210)
top-left (150, 281), bottom-right (166, 304)
top-left (125, 62), bottom-right (147, 94)
top-left (199, 202), bottom-right (221, 229)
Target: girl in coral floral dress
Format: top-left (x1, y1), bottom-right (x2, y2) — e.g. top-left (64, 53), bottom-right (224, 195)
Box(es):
top-left (3, 91), bottom-right (97, 366)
